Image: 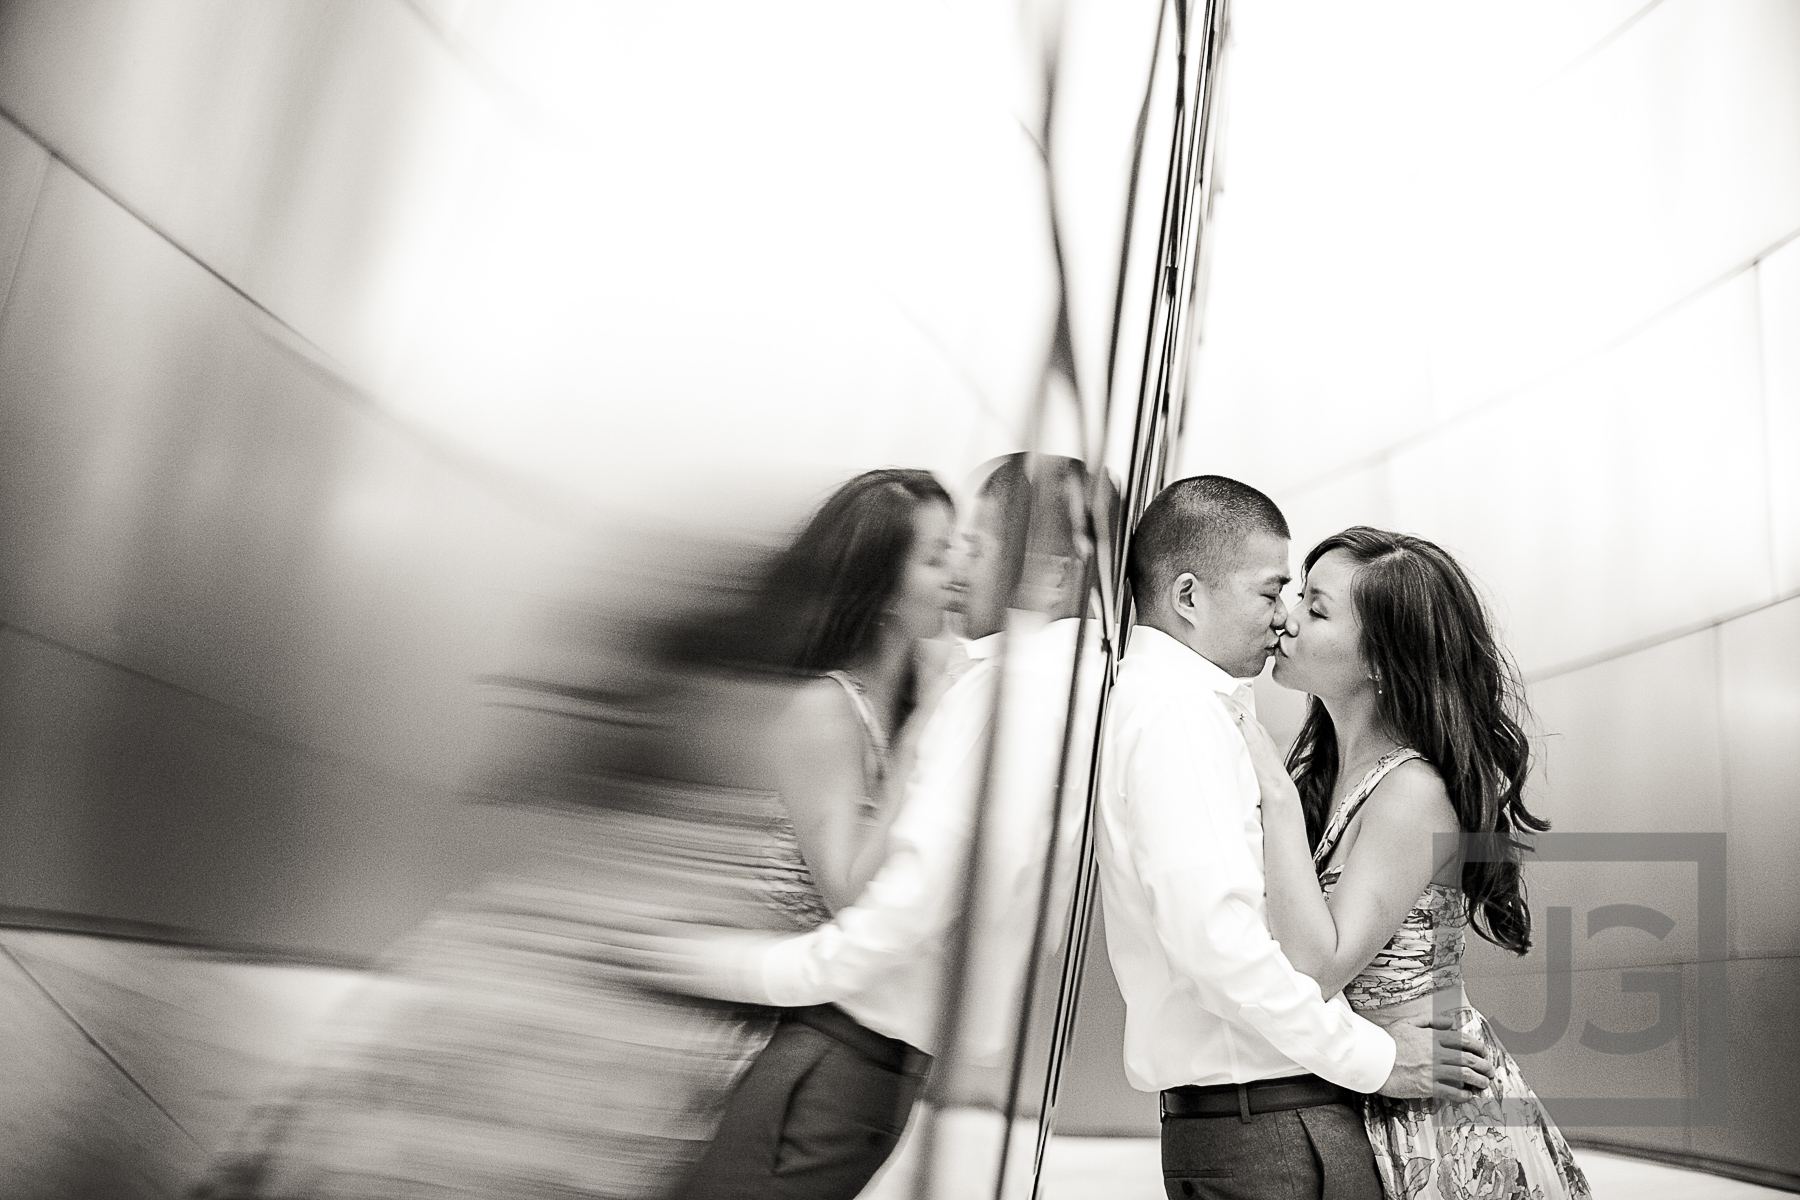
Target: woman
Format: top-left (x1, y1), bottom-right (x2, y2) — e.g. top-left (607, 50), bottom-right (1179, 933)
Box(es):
top-left (196, 468), bottom-right (958, 1200)
top-left (666, 467), bottom-right (962, 1198)
top-left (1223, 526), bottom-right (1591, 1200)
top-left (746, 467), bottom-right (961, 914)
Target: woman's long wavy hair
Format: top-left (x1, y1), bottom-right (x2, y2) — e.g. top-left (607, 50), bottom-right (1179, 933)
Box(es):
top-left (757, 468), bottom-right (953, 674)
top-left (659, 469), bottom-right (953, 688)
top-left (1286, 526), bottom-right (1548, 955)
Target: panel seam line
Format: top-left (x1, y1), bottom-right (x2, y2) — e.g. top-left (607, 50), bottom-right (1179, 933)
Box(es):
top-left (1276, 221), bottom-right (1800, 503)
top-left (0, 936), bottom-right (205, 1149)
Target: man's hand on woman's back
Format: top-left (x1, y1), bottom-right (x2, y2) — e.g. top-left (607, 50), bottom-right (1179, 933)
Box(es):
top-left (1379, 1011), bottom-right (1496, 1100)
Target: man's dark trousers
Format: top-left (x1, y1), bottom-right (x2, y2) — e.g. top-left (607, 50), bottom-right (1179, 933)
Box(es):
top-left (1160, 1075), bottom-right (1382, 1200)
top-left (677, 1005), bottom-right (929, 1199)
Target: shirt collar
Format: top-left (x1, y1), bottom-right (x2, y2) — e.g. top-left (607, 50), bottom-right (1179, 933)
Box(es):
top-left (1125, 625), bottom-right (1255, 700)
top-left (963, 631), bottom-right (1004, 660)
top-left (961, 612), bottom-right (1085, 661)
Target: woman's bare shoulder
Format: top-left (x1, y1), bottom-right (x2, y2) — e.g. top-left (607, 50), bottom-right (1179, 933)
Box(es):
top-left (772, 677), bottom-right (862, 754)
top-left (1368, 757), bottom-right (1458, 830)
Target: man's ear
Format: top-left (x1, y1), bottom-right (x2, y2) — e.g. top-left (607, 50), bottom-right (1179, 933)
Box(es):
top-left (1034, 552), bottom-right (1073, 592)
top-left (1170, 571), bottom-right (1203, 631)
top-left (1016, 552), bottom-right (1075, 615)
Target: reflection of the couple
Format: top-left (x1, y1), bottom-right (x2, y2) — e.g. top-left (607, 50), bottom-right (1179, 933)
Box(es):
top-left (197, 454), bottom-right (1105, 1200)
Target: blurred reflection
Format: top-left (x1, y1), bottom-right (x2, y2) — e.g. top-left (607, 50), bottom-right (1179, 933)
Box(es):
top-left (0, 0), bottom-right (1221, 1193)
top-left (195, 469), bottom-right (958, 1199)
top-left (189, 452), bottom-right (1130, 1199)
top-left (584, 454), bottom-right (1113, 1198)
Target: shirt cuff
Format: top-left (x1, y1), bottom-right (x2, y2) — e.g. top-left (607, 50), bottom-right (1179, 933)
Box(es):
top-left (758, 924), bottom-right (842, 1008)
top-left (1235, 1004), bottom-right (1397, 1095)
top-left (1341, 1019), bottom-right (1398, 1094)
top-left (669, 930), bottom-right (790, 1004)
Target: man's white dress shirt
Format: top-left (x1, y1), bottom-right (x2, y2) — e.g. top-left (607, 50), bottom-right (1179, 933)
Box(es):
top-left (716, 616), bottom-right (1097, 1055)
top-left (1095, 625), bottom-right (1396, 1094)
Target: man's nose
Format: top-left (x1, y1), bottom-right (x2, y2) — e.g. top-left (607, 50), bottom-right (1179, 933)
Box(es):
top-left (1273, 597), bottom-right (1295, 635)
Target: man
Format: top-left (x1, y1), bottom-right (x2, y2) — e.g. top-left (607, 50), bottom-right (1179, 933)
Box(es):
top-left (1096, 475), bottom-right (1493, 1200)
top-left (639, 454), bottom-right (1104, 1198)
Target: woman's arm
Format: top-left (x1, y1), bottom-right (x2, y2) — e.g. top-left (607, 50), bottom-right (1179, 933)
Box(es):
top-left (1224, 703), bottom-right (1340, 978)
top-left (839, 637), bottom-right (955, 886)
top-left (1223, 700), bottom-right (1458, 998)
top-left (842, 773), bottom-right (904, 903)
top-left (772, 680), bottom-right (880, 913)
top-left (1304, 762), bottom-right (1458, 996)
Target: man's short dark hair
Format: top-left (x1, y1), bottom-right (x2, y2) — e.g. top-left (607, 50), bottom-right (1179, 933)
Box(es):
top-left (1126, 475), bottom-right (1290, 609)
top-left (978, 454), bottom-right (1119, 601)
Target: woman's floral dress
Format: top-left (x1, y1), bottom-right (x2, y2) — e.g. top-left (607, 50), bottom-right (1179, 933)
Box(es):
top-left (1316, 749), bottom-right (1592, 1200)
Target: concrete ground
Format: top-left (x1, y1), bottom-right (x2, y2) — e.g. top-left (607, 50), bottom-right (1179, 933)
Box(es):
top-left (0, 927), bottom-right (1787, 1199)
top-left (862, 1108), bottom-right (1793, 1200)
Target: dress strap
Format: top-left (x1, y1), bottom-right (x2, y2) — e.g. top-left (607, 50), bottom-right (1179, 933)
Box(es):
top-left (1311, 748), bottom-right (1424, 870)
top-left (823, 671), bottom-right (891, 821)
top-left (823, 671), bottom-right (890, 757)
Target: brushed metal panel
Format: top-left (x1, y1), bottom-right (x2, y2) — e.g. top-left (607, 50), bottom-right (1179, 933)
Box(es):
top-left (0, 930), bottom-right (362, 1154)
top-left (1718, 597), bottom-right (1800, 960)
top-left (1425, 0), bottom-right (1800, 416)
top-left (0, 625), bottom-right (535, 957)
top-left (1760, 238), bottom-right (1800, 597)
top-left (0, 0), bottom-right (495, 392)
top-left (373, 1), bottom-right (1064, 504)
top-left (0, 158), bottom-right (574, 784)
top-left (1465, 965), bottom-right (1691, 1149)
top-left (1525, 628), bottom-right (1725, 832)
top-left (1041, 907), bottom-right (1160, 1138)
top-left (1461, 861), bottom-right (1711, 982)
top-left (1686, 956), bottom-right (1800, 1179)
top-left (1386, 273), bottom-right (1770, 675)
top-left (0, 942), bottom-right (201, 1198)
top-left (1171, 0), bottom-right (1654, 494)
top-left (1177, 0), bottom-right (1800, 493)
top-left (0, 115), bottom-right (46, 309)
top-left (1277, 464), bottom-right (1399, 579)
top-left (1466, 632), bottom-right (1728, 978)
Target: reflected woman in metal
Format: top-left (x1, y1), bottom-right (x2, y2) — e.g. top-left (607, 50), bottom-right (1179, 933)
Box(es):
top-left (193, 469), bottom-right (956, 1200)
top-left (744, 468), bottom-right (960, 915)
top-left (1229, 526), bottom-right (1591, 1200)
top-left (676, 468), bottom-right (958, 1197)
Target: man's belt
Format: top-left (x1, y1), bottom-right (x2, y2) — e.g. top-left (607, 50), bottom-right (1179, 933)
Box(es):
top-left (1161, 1073), bottom-right (1356, 1120)
top-left (783, 1004), bottom-right (933, 1077)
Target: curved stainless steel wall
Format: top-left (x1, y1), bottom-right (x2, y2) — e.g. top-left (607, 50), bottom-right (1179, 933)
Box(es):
top-left (0, 5), bottom-right (1204, 1197)
top-left (1162, 0), bottom-right (1800, 1187)
top-left (0, 1), bottom-right (593, 960)
top-left (0, 0), bottom-right (1189, 968)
